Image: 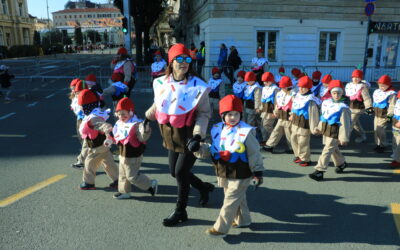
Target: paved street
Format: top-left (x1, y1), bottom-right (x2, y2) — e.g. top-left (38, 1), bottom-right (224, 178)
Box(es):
top-left (0, 54), bottom-right (400, 250)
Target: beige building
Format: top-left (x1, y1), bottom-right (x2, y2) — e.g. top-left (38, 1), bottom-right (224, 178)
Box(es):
top-left (176, 0), bottom-right (400, 81)
top-left (0, 0), bottom-right (34, 46)
top-left (52, 7), bottom-right (124, 45)
top-left (33, 18), bottom-right (52, 31)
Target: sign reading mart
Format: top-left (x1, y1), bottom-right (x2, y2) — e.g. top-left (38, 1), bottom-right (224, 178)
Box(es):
top-left (369, 21), bottom-right (400, 34)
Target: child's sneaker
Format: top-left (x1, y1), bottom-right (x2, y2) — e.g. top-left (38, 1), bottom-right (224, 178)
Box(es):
top-left (309, 170), bottom-right (324, 181)
top-left (335, 162), bottom-right (348, 173)
top-left (232, 222), bottom-right (251, 228)
top-left (373, 145), bottom-right (385, 153)
top-left (108, 180), bottom-right (118, 189)
top-left (262, 146), bottom-right (274, 153)
top-left (148, 179), bottom-right (158, 196)
top-left (113, 192), bottom-right (131, 199)
top-left (299, 161), bottom-right (311, 167)
top-left (205, 228), bottom-right (226, 238)
top-left (293, 157), bottom-right (301, 163)
top-left (71, 162), bottom-right (84, 169)
top-left (389, 161), bottom-right (400, 169)
top-left (80, 182), bottom-right (95, 190)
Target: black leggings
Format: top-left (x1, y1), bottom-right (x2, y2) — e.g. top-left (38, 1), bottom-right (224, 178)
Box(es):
top-left (168, 150), bottom-right (207, 210)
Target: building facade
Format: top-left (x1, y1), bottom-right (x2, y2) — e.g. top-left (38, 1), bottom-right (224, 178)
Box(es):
top-left (178, 0), bottom-right (400, 81)
top-left (52, 7), bottom-right (124, 45)
top-left (0, 0), bottom-right (34, 46)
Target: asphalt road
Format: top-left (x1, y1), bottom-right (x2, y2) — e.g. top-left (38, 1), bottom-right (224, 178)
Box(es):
top-left (0, 54), bottom-right (399, 250)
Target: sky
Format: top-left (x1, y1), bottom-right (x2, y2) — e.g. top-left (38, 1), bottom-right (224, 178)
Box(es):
top-left (27, 0), bottom-right (111, 19)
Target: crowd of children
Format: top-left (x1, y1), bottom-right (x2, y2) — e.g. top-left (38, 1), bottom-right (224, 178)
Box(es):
top-left (65, 44), bottom-right (400, 238)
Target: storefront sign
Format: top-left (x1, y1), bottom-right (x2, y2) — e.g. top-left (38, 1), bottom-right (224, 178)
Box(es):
top-left (369, 22), bottom-right (400, 34)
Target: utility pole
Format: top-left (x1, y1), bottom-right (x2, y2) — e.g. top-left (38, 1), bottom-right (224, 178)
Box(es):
top-left (123, 0), bottom-right (131, 54)
top-left (46, 0), bottom-right (51, 45)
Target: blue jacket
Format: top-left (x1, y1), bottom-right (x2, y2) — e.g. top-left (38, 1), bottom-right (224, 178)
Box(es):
top-left (218, 48), bottom-right (228, 67)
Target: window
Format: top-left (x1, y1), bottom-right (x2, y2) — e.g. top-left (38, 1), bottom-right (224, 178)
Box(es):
top-left (257, 31), bottom-right (278, 62)
top-left (2, 0), bottom-right (7, 14)
top-left (18, 2), bottom-right (23, 16)
top-left (319, 32), bottom-right (339, 62)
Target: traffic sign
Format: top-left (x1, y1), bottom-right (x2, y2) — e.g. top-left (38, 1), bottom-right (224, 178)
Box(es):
top-left (365, 3), bottom-right (375, 16)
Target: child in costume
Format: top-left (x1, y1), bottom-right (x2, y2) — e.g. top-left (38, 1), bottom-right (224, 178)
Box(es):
top-left (345, 69), bottom-right (373, 143)
top-left (290, 76), bottom-right (320, 167)
top-left (77, 89), bottom-right (119, 190)
top-left (194, 94), bottom-right (264, 238)
top-left (103, 72), bottom-right (129, 102)
top-left (263, 76), bottom-right (294, 153)
top-left (389, 91), bottom-right (400, 168)
top-left (260, 72), bottom-right (279, 143)
top-left (372, 75), bottom-right (396, 153)
top-left (107, 97), bottom-right (158, 199)
top-left (309, 80), bottom-right (351, 181)
top-left (243, 71), bottom-right (263, 143)
top-left (232, 70), bottom-right (246, 100)
top-left (208, 66), bottom-right (225, 121)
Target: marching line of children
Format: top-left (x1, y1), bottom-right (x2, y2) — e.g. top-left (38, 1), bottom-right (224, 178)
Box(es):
top-left (66, 64), bottom-right (400, 238)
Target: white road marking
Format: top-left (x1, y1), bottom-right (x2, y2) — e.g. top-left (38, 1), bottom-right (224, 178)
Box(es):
top-left (27, 102), bottom-right (38, 107)
top-left (45, 93), bottom-right (55, 99)
top-left (0, 112), bottom-right (16, 120)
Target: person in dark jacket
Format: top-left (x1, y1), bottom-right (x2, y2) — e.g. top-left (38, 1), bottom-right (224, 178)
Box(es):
top-left (226, 46), bottom-right (242, 85)
top-left (0, 65), bottom-right (14, 101)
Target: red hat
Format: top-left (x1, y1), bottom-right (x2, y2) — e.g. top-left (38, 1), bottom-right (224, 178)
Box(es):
top-left (352, 69), bottom-right (363, 79)
top-left (279, 66), bottom-right (285, 74)
top-left (154, 50), bottom-right (161, 56)
top-left (312, 71), bottom-right (322, 80)
top-left (279, 76), bottom-right (292, 88)
top-left (261, 72), bottom-right (275, 82)
top-left (85, 74), bottom-right (96, 83)
top-left (74, 80), bottom-right (88, 92)
top-left (397, 91), bottom-right (400, 99)
top-left (78, 89), bottom-right (98, 105)
top-left (237, 70), bottom-right (246, 79)
top-left (111, 73), bottom-right (123, 82)
top-left (328, 80), bottom-right (344, 91)
top-left (70, 78), bottom-right (80, 88)
top-left (168, 43), bottom-right (189, 63)
top-left (212, 67), bottom-right (219, 75)
top-left (291, 68), bottom-right (301, 78)
top-left (116, 97), bottom-right (134, 112)
top-left (377, 75), bottom-right (392, 86)
top-left (321, 74), bottom-right (332, 84)
top-left (219, 94), bottom-right (243, 115)
top-left (117, 47), bottom-right (128, 55)
top-left (297, 76), bottom-right (313, 89)
top-left (256, 48), bottom-right (264, 53)
top-left (244, 71), bottom-right (256, 82)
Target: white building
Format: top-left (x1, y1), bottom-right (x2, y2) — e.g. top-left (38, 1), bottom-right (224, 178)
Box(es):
top-left (52, 7), bottom-right (124, 45)
top-left (177, 0), bottom-right (400, 82)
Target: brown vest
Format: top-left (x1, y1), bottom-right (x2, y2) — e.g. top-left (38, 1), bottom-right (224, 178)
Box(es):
top-left (350, 100), bottom-right (365, 110)
top-left (159, 123), bottom-right (194, 153)
top-left (393, 118), bottom-right (399, 127)
top-left (118, 143), bottom-right (145, 158)
top-left (320, 122), bottom-right (340, 139)
top-left (276, 109), bottom-right (290, 120)
top-left (374, 107), bottom-right (387, 118)
top-left (291, 113), bottom-right (309, 129)
top-left (85, 133), bottom-right (106, 148)
top-left (212, 159), bottom-right (253, 179)
top-left (262, 102), bottom-right (274, 114)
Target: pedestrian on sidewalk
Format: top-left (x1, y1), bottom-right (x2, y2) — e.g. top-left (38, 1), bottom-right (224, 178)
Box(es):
top-left (345, 69), bottom-right (373, 144)
top-left (77, 89), bottom-right (119, 190)
top-left (105, 97), bottom-right (158, 199)
top-left (194, 95), bottom-right (264, 238)
top-left (145, 43), bottom-right (214, 227)
top-left (196, 41), bottom-right (206, 76)
top-left (372, 75), bottom-right (396, 153)
top-left (309, 80), bottom-right (351, 181)
top-left (226, 46), bottom-right (242, 85)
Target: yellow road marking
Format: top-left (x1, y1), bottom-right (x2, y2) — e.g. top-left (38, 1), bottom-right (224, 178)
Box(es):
top-left (391, 203), bottom-right (400, 238)
top-left (0, 175), bottom-right (67, 208)
top-left (0, 134), bottom-right (26, 138)
top-left (394, 170), bottom-right (400, 174)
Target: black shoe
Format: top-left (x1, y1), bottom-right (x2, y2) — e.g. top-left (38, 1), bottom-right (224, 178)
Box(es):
top-left (162, 210), bottom-right (188, 227)
top-left (108, 180), bottom-right (118, 189)
top-left (285, 149), bottom-right (294, 154)
top-left (80, 182), bottom-right (95, 190)
top-left (199, 182), bottom-right (215, 207)
top-left (309, 171), bottom-right (324, 181)
top-left (71, 162), bottom-right (84, 169)
top-left (335, 162), bottom-right (348, 173)
top-left (373, 145), bottom-right (385, 153)
top-left (262, 146), bottom-right (274, 153)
